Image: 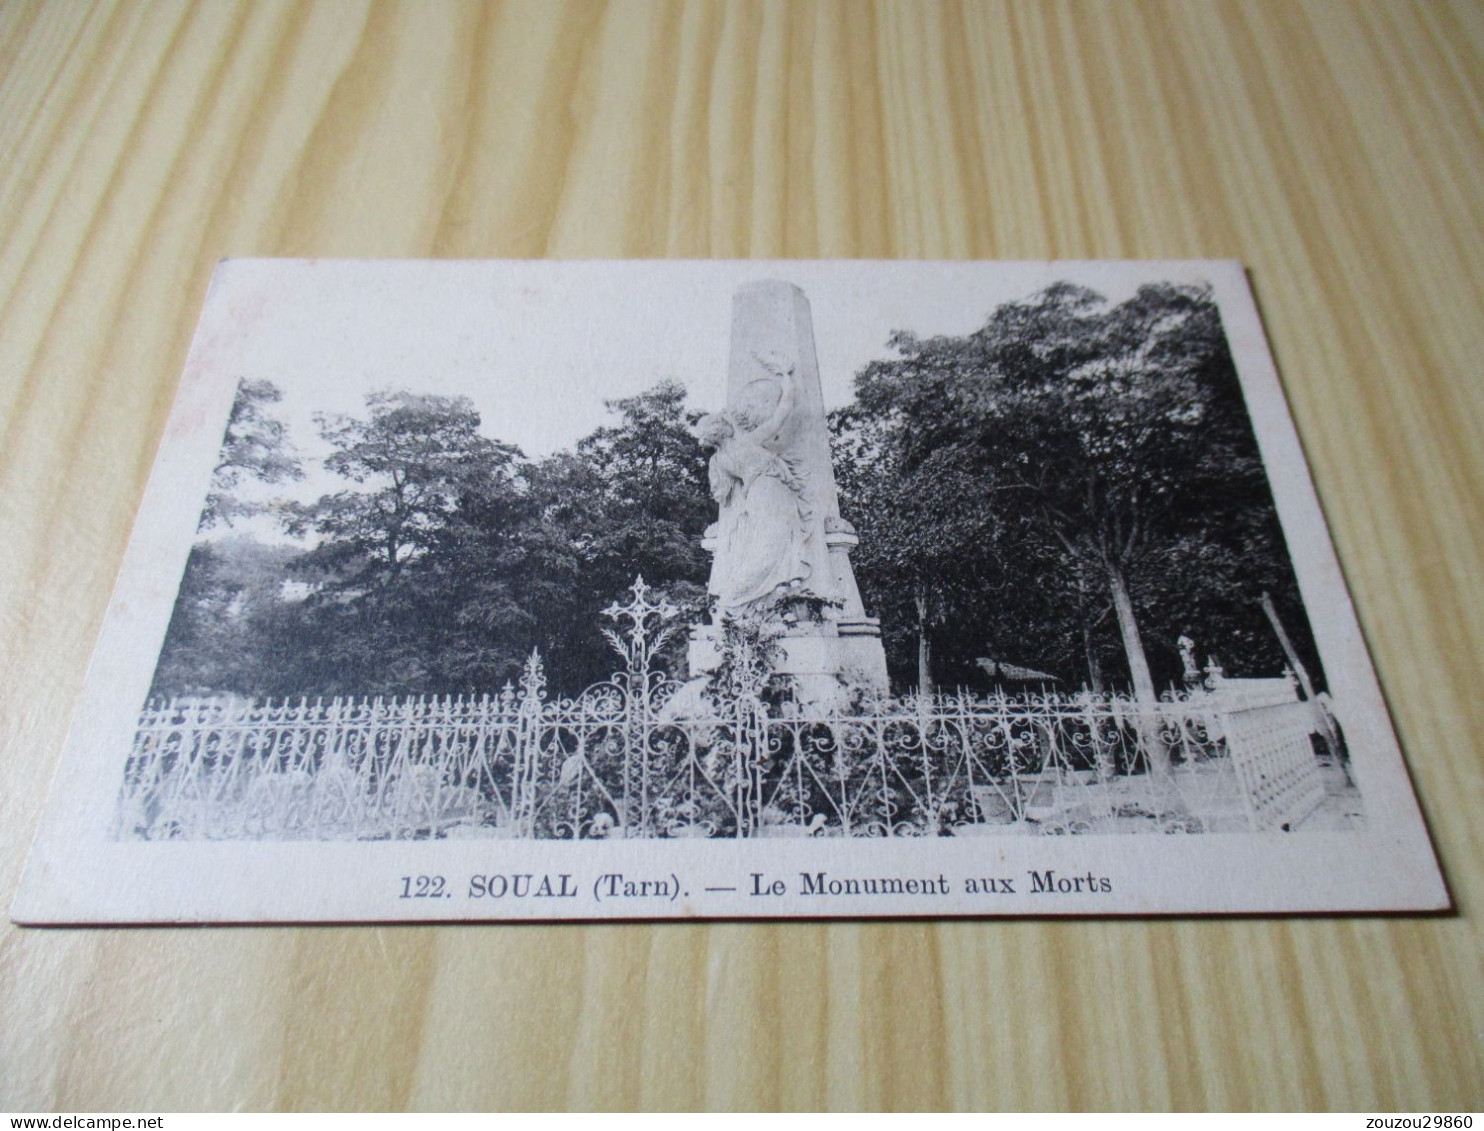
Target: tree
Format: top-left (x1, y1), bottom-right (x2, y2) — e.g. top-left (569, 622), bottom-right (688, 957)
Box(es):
top-left (200, 378), bottom-right (302, 529)
top-left (845, 282), bottom-right (1317, 709)
top-left (831, 406), bottom-right (1005, 694)
top-left (150, 539), bottom-right (305, 697)
top-left (151, 378), bottom-right (303, 698)
top-left (278, 391), bottom-right (523, 694)
top-left (152, 379), bottom-right (719, 700)
top-left (289, 391), bottom-right (516, 587)
top-left (519, 379), bottom-right (713, 692)
top-left (567, 379), bottom-right (713, 582)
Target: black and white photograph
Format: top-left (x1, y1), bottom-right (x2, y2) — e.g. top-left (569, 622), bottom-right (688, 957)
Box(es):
top-left (13, 259), bottom-right (1446, 921)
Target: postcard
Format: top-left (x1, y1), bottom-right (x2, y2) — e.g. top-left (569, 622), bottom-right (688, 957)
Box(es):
top-left (12, 259), bottom-right (1447, 922)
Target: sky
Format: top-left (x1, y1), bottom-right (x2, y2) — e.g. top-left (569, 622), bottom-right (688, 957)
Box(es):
top-left (195, 258), bottom-right (1222, 528)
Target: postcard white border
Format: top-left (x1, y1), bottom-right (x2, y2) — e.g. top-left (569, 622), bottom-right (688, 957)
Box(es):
top-left (12, 259), bottom-right (1448, 923)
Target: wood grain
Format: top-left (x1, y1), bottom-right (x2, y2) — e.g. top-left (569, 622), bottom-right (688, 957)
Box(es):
top-left (1, 0), bottom-right (1480, 1111)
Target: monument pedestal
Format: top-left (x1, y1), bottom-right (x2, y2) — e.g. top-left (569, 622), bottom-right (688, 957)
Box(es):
top-left (686, 620), bottom-right (889, 709)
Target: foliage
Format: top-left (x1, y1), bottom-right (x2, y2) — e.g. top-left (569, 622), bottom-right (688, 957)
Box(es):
top-left (151, 380), bottom-right (713, 701)
top-left (240, 392), bottom-right (525, 695)
top-left (838, 282), bottom-right (1319, 695)
top-left (150, 283), bottom-right (1322, 708)
top-left (703, 603), bottom-right (789, 707)
top-left (514, 379), bottom-right (712, 690)
top-left (285, 391), bottom-right (517, 587)
top-left (831, 402), bottom-right (1009, 693)
top-left (150, 538), bottom-right (303, 696)
top-left (200, 379), bottom-right (302, 529)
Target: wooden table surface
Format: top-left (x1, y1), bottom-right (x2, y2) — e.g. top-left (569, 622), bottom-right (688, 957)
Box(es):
top-left (2, 0), bottom-right (1480, 1112)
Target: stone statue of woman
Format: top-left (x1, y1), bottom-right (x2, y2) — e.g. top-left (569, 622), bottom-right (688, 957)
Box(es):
top-left (696, 353), bottom-right (812, 615)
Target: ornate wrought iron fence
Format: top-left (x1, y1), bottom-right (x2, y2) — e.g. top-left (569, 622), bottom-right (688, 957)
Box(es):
top-left (115, 579), bottom-right (1338, 841)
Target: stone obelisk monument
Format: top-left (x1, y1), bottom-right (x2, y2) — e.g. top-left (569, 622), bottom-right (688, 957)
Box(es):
top-left (689, 280), bottom-right (889, 703)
